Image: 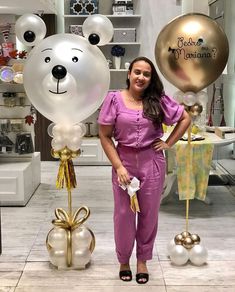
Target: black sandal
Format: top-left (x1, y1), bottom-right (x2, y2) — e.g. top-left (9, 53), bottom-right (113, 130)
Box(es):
top-left (136, 273), bottom-right (149, 284)
top-left (119, 270), bottom-right (132, 281)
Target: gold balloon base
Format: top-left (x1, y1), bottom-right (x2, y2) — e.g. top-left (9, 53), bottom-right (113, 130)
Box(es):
top-left (174, 231), bottom-right (200, 249)
top-left (46, 147), bottom-right (96, 269)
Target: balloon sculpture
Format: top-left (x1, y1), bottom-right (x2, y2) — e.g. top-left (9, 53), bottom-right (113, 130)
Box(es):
top-left (155, 13), bottom-right (229, 266)
top-left (15, 13), bottom-right (113, 269)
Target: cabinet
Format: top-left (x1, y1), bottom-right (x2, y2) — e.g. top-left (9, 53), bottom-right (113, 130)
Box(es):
top-left (73, 138), bottom-right (110, 165)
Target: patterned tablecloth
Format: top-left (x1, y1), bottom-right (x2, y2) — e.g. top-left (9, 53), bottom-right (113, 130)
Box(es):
top-left (175, 138), bottom-right (214, 201)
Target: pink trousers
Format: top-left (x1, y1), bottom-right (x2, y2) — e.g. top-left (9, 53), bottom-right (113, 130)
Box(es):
top-left (112, 144), bottom-right (166, 264)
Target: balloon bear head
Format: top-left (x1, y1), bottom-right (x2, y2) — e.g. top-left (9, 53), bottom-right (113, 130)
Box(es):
top-left (15, 14), bottom-right (113, 124)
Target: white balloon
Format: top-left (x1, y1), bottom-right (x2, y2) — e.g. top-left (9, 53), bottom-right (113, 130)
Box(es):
top-left (15, 14), bottom-right (46, 46)
top-left (49, 249), bottom-right (67, 268)
top-left (196, 91), bottom-right (208, 105)
top-left (189, 244), bottom-right (208, 266)
top-left (52, 124), bottom-right (63, 137)
top-left (72, 248), bottom-right (91, 268)
top-left (170, 245), bottom-right (189, 266)
top-left (183, 91), bottom-right (197, 106)
top-left (167, 238), bottom-right (176, 256)
top-left (72, 227), bottom-right (92, 249)
top-left (67, 137), bottom-right (82, 151)
top-left (23, 33), bottom-right (110, 124)
top-left (173, 90), bottom-right (184, 104)
top-left (51, 136), bottom-right (66, 151)
top-left (83, 14), bottom-right (113, 46)
top-left (47, 123), bottom-right (55, 137)
top-left (79, 123), bottom-right (87, 137)
top-left (47, 228), bottom-right (67, 249)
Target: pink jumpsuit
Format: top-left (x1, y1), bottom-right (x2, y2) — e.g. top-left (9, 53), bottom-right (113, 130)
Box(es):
top-left (98, 91), bottom-right (184, 264)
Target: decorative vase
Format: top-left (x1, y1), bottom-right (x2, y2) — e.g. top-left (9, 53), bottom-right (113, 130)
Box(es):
top-left (113, 56), bottom-right (121, 69)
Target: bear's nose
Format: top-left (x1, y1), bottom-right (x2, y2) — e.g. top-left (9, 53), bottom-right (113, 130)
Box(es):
top-left (52, 65), bottom-right (67, 80)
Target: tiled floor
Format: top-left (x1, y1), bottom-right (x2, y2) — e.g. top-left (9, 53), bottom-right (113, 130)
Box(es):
top-left (0, 161), bottom-right (235, 291)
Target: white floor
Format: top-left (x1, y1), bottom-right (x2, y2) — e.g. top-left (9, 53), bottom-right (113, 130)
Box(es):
top-left (0, 161), bottom-right (235, 291)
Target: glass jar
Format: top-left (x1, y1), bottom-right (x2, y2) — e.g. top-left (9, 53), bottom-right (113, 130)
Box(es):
top-left (0, 119), bottom-right (10, 132)
top-left (16, 92), bottom-right (26, 106)
top-left (3, 92), bottom-right (16, 107)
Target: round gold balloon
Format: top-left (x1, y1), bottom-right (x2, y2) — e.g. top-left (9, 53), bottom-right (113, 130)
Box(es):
top-left (189, 103), bottom-right (203, 117)
top-left (174, 234), bottom-right (184, 245)
top-left (155, 13), bottom-right (229, 93)
top-left (183, 236), bottom-right (194, 249)
top-left (181, 231), bottom-right (191, 238)
top-left (191, 233), bottom-right (201, 245)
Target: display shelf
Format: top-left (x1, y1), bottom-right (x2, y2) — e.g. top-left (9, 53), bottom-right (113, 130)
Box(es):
top-left (63, 14), bottom-right (141, 18)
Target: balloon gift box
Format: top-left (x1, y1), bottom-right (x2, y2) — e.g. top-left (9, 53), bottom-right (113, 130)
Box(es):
top-left (70, 0), bottom-right (99, 15)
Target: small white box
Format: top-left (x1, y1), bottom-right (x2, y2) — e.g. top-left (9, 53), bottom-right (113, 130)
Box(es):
top-left (113, 28), bottom-right (136, 43)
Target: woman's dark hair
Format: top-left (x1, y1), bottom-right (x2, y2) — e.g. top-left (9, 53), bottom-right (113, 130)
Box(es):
top-left (126, 56), bottom-right (164, 125)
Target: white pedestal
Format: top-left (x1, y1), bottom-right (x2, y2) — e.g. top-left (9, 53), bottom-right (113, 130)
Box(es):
top-left (0, 152), bottom-right (41, 206)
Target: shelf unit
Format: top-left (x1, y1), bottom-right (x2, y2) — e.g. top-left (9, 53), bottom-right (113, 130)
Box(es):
top-left (62, 0), bottom-right (141, 90)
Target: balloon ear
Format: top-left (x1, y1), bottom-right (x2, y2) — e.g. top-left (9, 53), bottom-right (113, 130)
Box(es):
top-left (15, 13), bottom-right (46, 46)
top-left (82, 14), bottom-right (113, 46)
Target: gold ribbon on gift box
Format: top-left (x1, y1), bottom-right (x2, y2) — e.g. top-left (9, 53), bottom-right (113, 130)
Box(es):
top-left (46, 206), bottom-right (95, 267)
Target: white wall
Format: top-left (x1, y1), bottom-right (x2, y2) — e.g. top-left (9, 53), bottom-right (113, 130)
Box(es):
top-left (138, 0), bottom-right (181, 95)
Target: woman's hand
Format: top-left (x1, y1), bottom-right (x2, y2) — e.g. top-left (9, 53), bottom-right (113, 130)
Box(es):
top-left (116, 165), bottom-right (131, 186)
top-left (152, 138), bottom-right (170, 151)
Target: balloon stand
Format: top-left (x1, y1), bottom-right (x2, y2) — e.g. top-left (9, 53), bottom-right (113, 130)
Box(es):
top-left (46, 147), bottom-right (95, 269)
top-left (167, 126), bottom-right (208, 266)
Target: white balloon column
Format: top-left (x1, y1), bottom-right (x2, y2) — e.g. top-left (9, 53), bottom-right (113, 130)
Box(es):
top-left (15, 13), bottom-right (113, 269)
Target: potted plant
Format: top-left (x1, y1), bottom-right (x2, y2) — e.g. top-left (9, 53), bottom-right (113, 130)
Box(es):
top-left (111, 45), bottom-right (125, 69)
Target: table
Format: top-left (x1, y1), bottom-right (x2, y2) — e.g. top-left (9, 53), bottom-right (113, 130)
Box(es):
top-left (161, 131), bottom-right (235, 204)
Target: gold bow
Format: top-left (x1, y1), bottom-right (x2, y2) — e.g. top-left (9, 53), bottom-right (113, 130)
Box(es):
top-left (52, 206), bottom-right (90, 231)
top-left (51, 147), bottom-right (80, 190)
top-left (47, 206), bottom-right (95, 267)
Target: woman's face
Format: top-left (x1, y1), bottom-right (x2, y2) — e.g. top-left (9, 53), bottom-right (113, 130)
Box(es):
top-left (128, 60), bottom-right (152, 94)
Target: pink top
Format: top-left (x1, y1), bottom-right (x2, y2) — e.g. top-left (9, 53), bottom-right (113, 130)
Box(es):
top-left (98, 91), bottom-right (184, 148)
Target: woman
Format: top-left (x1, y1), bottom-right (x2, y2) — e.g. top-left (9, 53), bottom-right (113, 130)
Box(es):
top-left (98, 56), bottom-right (191, 284)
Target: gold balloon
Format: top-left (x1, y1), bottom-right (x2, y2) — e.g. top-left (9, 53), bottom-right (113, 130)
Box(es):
top-left (189, 103), bottom-right (203, 117)
top-left (183, 236), bottom-right (194, 249)
top-left (181, 231), bottom-right (191, 238)
top-left (51, 149), bottom-right (60, 159)
top-left (174, 234), bottom-right (183, 245)
top-left (155, 13), bottom-right (229, 93)
top-left (191, 233), bottom-right (201, 245)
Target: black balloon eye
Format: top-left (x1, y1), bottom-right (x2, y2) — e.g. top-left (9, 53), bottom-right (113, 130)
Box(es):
top-left (72, 56), bottom-right (78, 63)
top-left (45, 57), bottom-right (51, 63)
